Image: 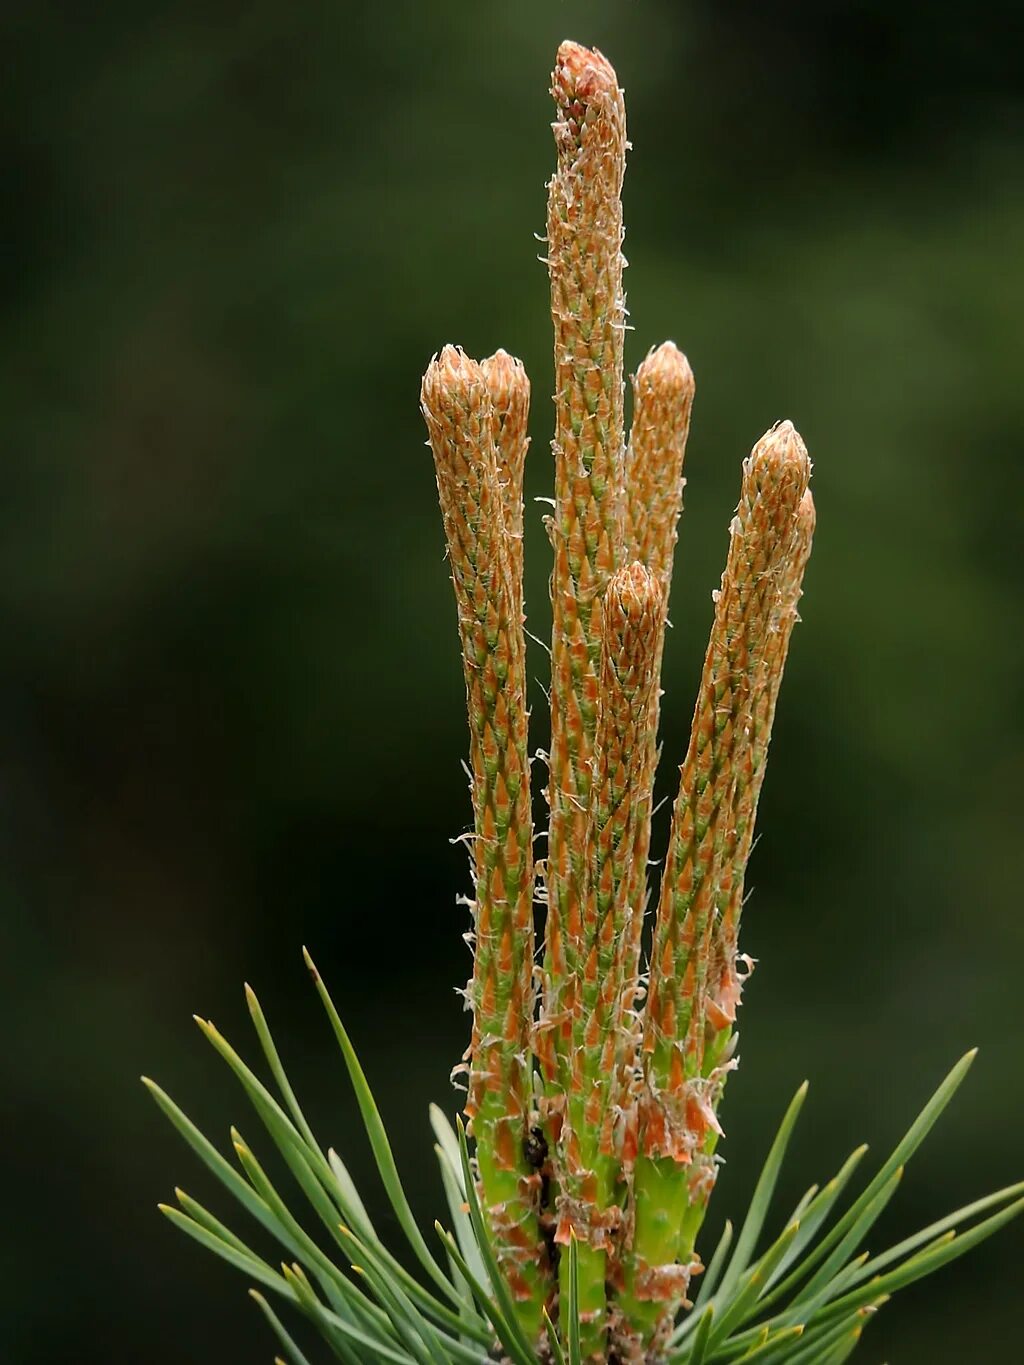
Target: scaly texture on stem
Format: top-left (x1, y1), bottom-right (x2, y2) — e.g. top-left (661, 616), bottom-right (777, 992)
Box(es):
top-left (705, 487), bottom-right (816, 1061)
top-left (482, 349), bottom-right (531, 634)
top-left (671, 488), bottom-right (817, 1307)
top-left (619, 421), bottom-right (812, 1352)
top-left (624, 342), bottom-right (695, 600)
top-left (421, 346), bottom-right (545, 1337)
top-left (538, 43), bottom-right (629, 1117)
top-left (557, 562), bottom-right (663, 1357)
top-left (618, 343), bottom-right (695, 1153)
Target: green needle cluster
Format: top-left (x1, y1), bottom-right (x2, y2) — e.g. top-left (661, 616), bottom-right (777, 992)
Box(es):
top-left (145, 976), bottom-right (1023, 1363)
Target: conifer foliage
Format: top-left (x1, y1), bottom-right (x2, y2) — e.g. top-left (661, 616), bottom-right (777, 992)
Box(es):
top-left (148, 41), bottom-right (1023, 1364)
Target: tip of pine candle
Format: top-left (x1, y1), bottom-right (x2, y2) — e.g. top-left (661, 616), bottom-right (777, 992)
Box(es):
top-left (421, 345), bottom-right (484, 412)
top-left (767, 418), bottom-right (800, 447)
top-left (480, 349), bottom-right (529, 407)
top-left (636, 340), bottom-right (695, 398)
top-left (436, 342), bottom-right (469, 367)
top-left (608, 561), bottom-right (662, 619)
top-left (553, 41), bottom-right (619, 109)
top-left (430, 344), bottom-right (474, 383)
top-left (605, 563), bottom-right (664, 663)
top-left (749, 419), bottom-right (812, 497)
top-left (480, 348), bottom-right (524, 377)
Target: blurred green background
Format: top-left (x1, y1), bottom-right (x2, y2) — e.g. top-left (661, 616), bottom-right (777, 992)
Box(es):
top-left (3, 1), bottom-right (1022, 1359)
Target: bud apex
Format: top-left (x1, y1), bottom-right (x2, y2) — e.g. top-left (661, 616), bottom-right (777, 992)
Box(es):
top-left (634, 341), bottom-right (694, 409)
top-left (481, 349), bottom-right (530, 423)
top-left (604, 561), bottom-right (664, 681)
top-left (552, 42), bottom-right (620, 123)
top-left (745, 419), bottom-right (812, 513)
top-left (421, 344), bottom-right (485, 424)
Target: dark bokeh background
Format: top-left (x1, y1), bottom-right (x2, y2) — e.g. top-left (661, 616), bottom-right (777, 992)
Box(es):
top-left (4, 2), bottom-right (1022, 1360)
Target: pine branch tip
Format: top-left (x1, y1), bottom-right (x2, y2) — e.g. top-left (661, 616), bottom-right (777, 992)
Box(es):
top-left (553, 41), bottom-right (620, 100)
top-left (142, 40), bottom-right (1024, 1364)
top-left (422, 345), bottom-right (484, 414)
top-left (635, 339), bottom-right (695, 395)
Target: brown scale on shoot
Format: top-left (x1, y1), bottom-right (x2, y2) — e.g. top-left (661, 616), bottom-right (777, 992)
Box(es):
top-left (420, 346), bottom-right (544, 1333)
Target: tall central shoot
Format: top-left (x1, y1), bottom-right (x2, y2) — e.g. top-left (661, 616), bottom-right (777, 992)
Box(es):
top-left (422, 39), bottom-right (814, 1363)
top-left (540, 43), bottom-right (630, 1344)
